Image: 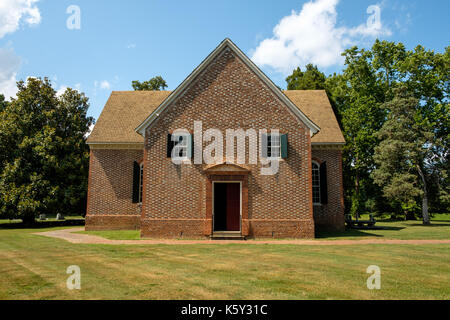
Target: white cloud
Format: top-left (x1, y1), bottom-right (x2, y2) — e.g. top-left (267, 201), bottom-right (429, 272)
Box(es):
top-left (53, 77), bottom-right (82, 97)
top-left (392, 2), bottom-right (413, 34)
top-left (84, 123), bottom-right (95, 138)
top-left (99, 80), bottom-right (110, 90)
top-left (126, 43), bottom-right (136, 49)
top-left (0, 0), bottom-right (41, 38)
top-left (56, 85), bottom-right (68, 97)
top-left (251, 0), bottom-right (392, 74)
top-left (0, 47), bottom-right (21, 100)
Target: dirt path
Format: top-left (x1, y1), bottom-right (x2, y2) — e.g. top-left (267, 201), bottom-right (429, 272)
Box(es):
top-left (34, 228), bottom-right (450, 246)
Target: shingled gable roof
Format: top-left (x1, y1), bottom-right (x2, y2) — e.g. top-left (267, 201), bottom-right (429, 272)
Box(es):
top-left (86, 90), bottom-right (344, 145)
top-left (135, 38), bottom-right (321, 137)
top-left (87, 91), bottom-right (172, 145)
top-left (284, 90), bottom-right (345, 144)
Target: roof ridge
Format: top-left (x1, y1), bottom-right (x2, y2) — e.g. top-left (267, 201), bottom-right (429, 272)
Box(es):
top-left (111, 90), bottom-right (173, 93)
top-left (282, 89), bottom-right (327, 92)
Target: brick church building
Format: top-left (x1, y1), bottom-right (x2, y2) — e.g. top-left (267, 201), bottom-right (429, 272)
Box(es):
top-left (86, 39), bottom-right (345, 239)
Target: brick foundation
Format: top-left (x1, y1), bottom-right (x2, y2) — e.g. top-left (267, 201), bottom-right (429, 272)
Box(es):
top-left (140, 219), bottom-right (207, 239)
top-left (85, 215), bottom-right (141, 231)
top-left (249, 220), bottom-right (315, 239)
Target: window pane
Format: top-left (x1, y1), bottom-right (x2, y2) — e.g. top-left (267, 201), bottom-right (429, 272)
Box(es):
top-left (172, 134), bottom-right (189, 159)
top-left (312, 163), bottom-right (321, 204)
top-left (271, 146), bottom-right (280, 158)
top-left (267, 134), bottom-right (281, 158)
top-left (139, 164), bottom-right (144, 203)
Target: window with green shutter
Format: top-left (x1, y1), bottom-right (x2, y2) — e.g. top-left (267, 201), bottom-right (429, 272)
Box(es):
top-left (167, 132), bottom-right (193, 160)
top-left (262, 133), bottom-right (288, 159)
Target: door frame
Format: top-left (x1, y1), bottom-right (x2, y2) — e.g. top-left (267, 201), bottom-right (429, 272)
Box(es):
top-left (212, 181), bottom-right (242, 233)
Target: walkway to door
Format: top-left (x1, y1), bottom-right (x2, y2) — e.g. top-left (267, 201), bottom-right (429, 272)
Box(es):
top-left (34, 228), bottom-right (450, 246)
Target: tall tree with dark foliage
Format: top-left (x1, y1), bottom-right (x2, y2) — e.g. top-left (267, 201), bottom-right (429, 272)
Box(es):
top-left (0, 78), bottom-right (94, 224)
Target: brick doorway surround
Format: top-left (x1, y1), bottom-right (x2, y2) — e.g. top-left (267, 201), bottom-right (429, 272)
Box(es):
top-left (204, 164), bottom-right (249, 237)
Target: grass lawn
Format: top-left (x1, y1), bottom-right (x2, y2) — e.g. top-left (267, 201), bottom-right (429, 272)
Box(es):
top-left (317, 214), bottom-right (450, 240)
top-left (0, 226), bottom-right (449, 299)
top-left (78, 229), bottom-right (142, 240)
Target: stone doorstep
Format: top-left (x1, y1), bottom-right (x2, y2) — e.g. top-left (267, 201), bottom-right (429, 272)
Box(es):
top-left (210, 231), bottom-right (246, 241)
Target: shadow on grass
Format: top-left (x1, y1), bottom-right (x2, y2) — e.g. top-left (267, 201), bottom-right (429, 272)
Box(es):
top-left (407, 223), bottom-right (450, 227)
top-left (315, 226), bottom-right (404, 239)
top-left (0, 219), bottom-right (85, 230)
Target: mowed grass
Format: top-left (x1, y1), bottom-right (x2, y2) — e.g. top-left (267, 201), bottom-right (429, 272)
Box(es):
top-left (79, 229), bottom-right (141, 240)
top-left (0, 227), bottom-right (449, 300)
top-left (317, 215), bottom-right (450, 240)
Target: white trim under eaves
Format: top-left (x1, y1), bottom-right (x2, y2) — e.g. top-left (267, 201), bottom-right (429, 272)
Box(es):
top-left (135, 38), bottom-right (321, 137)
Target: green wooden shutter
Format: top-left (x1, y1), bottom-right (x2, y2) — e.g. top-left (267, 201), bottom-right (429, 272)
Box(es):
top-left (320, 162), bottom-right (328, 204)
top-left (281, 134), bottom-right (288, 159)
top-left (167, 134), bottom-right (173, 158)
top-left (132, 161), bottom-right (140, 203)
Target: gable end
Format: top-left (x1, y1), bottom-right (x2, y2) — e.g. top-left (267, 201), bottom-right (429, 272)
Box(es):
top-left (135, 38), bottom-right (320, 136)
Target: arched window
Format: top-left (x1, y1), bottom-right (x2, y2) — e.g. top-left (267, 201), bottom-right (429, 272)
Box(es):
top-left (139, 163), bottom-right (144, 203)
top-left (312, 162), bottom-right (321, 204)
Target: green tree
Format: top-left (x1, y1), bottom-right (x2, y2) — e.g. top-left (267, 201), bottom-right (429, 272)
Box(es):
top-left (0, 78), bottom-right (94, 224)
top-left (132, 76), bottom-right (168, 91)
top-left (286, 64), bottom-right (326, 90)
top-left (399, 46), bottom-right (450, 214)
top-left (327, 45), bottom-right (391, 216)
top-left (286, 65), bottom-right (343, 135)
top-left (372, 88), bottom-right (435, 224)
top-left (0, 94), bottom-right (7, 112)
top-left (325, 40), bottom-right (448, 218)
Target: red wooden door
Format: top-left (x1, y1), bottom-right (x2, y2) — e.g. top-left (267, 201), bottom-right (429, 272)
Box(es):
top-left (226, 183), bottom-right (241, 231)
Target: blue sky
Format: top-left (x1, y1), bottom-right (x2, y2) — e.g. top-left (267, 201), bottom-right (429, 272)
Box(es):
top-left (0, 0), bottom-right (449, 120)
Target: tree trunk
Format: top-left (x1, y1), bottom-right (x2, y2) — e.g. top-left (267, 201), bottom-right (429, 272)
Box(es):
top-left (417, 165), bottom-right (430, 225)
top-left (422, 194), bottom-right (430, 225)
top-left (355, 172), bottom-right (360, 219)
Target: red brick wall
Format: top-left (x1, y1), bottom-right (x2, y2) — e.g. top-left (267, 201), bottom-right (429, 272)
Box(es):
top-left (141, 47), bottom-right (315, 238)
top-left (312, 148), bottom-right (345, 231)
top-left (86, 149), bottom-right (142, 230)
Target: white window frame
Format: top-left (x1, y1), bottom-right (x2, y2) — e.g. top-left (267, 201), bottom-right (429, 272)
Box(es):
top-left (267, 133), bottom-right (281, 159)
top-left (172, 132), bottom-right (190, 161)
top-left (312, 161), bottom-right (321, 205)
